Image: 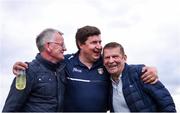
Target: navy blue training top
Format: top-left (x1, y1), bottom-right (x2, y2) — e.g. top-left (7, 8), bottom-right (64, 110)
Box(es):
top-left (63, 52), bottom-right (110, 112)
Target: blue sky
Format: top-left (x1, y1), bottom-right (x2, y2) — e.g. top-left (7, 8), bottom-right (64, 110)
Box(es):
top-left (0, 0), bottom-right (180, 111)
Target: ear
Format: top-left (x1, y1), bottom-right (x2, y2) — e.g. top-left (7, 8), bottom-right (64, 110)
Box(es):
top-left (78, 41), bottom-right (83, 49)
top-left (44, 43), bottom-right (51, 52)
top-left (124, 55), bottom-right (127, 61)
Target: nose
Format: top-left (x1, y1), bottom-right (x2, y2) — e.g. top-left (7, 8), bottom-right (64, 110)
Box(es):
top-left (62, 44), bottom-right (67, 51)
top-left (109, 57), bottom-right (114, 63)
top-left (63, 47), bottom-right (67, 51)
top-left (96, 42), bottom-right (102, 50)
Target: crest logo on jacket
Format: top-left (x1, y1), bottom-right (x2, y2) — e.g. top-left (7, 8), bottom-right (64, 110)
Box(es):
top-left (97, 68), bottom-right (104, 75)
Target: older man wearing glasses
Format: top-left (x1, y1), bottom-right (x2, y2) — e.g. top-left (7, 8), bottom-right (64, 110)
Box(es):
top-left (2, 28), bottom-right (67, 112)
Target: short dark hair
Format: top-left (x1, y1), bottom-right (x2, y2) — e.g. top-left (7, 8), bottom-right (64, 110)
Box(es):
top-left (75, 25), bottom-right (101, 50)
top-left (103, 42), bottom-right (125, 56)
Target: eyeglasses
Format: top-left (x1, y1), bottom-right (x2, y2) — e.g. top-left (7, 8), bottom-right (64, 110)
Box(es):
top-left (47, 42), bottom-right (66, 49)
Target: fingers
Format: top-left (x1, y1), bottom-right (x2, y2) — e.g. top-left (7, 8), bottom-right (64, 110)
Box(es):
top-left (150, 78), bottom-right (159, 84)
top-left (141, 66), bottom-right (147, 73)
top-left (141, 73), bottom-right (155, 84)
top-left (142, 75), bottom-right (156, 84)
top-left (13, 68), bottom-right (20, 76)
top-left (141, 66), bottom-right (148, 79)
top-left (141, 66), bottom-right (158, 84)
top-left (12, 62), bottom-right (28, 76)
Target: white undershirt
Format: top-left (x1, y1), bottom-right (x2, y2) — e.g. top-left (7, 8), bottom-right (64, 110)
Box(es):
top-left (111, 74), bottom-right (130, 112)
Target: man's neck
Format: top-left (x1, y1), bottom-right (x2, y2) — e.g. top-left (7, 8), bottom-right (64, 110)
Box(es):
top-left (79, 53), bottom-right (93, 69)
top-left (40, 52), bottom-right (58, 64)
top-left (112, 75), bottom-right (119, 81)
top-left (112, 73), bottom-right (121, 82)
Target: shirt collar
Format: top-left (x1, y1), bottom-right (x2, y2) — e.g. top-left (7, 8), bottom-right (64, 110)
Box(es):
top-left (73, 51), bottom-right (103, 69)
top-left (111, 74), bottom-right (122, 85)
top-left (36, 53), bottom-right (62, 71)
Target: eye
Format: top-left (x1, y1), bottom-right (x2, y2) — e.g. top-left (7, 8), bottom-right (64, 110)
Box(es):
top-left (113, 56), bottom-right (119, 59)
top-left (91, 41), bottom-right (97, 44)
top-left (104, 56), bottom-right (110, 60)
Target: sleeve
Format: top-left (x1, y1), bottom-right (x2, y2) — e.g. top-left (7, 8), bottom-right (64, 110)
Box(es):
top-left (142, 80), bottom-right (176, 112)
top-left (2, 70), bottom-right (34, 112)
top-left (131, 65), bottom-right (176, 112)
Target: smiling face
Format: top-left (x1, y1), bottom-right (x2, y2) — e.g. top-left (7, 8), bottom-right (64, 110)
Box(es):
top-left (103, 47), bottom-right (127, 76)
top-left (79, 35), bottom-right (102, 63)
top-left (45, 32), bottom-right (66, 63)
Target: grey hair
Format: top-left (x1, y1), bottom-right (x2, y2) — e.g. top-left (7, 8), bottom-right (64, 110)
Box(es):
top-left (36, 28), bottom-right (63, 52)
